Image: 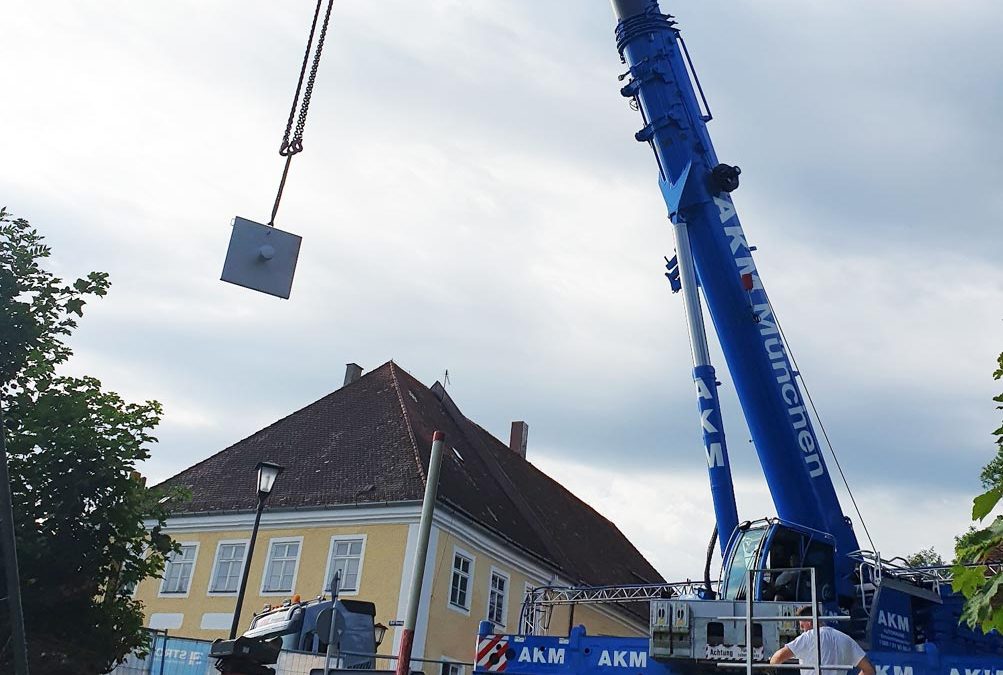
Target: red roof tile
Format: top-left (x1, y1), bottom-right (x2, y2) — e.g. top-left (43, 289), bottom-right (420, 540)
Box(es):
top-left (160, 361), bottom-right (663, 587)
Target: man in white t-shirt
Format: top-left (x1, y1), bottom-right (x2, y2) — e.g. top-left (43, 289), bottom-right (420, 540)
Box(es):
top-left (769, 606), bottom-right (875, 675)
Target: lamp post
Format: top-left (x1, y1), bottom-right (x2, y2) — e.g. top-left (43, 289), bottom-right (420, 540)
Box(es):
top-left (228, 461), bottom-right (284, 639)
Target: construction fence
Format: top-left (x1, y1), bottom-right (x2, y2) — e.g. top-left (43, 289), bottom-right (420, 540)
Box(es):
top-left (110, 632), bottom-right (212, 675)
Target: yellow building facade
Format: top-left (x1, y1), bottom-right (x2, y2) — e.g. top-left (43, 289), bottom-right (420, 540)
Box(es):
top-left (135, 504), bottom-right (644, 667)
top-left (140, 361), bottom-right (662, 671)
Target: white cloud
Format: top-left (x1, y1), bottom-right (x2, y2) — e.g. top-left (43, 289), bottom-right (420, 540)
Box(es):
top-left (532, 454), bottom-right (970, 581)
top-left (2, 0), bottom-right (999, 570)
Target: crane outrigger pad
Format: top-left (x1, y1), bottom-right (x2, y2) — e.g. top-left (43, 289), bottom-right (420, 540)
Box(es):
top-left (220, 217), bottom-right (302, 299)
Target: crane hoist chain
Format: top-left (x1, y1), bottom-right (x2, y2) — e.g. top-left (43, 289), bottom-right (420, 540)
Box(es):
top-left (269, 0), bottom-right (335, 226)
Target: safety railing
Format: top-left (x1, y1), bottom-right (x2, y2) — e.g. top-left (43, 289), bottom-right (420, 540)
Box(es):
top-left (849, 549), bottom-right (1003, 586)
top-left (715, 567), bottom-right (856, 675)
top-left (520, 580), bottom-right (718, 634)
top-left (847, 550), bottom-right (1002, 620)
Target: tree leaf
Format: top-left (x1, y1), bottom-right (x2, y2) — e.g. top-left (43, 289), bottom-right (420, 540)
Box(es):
top-left (974, 487), bottom-right (1003, 521)
top-left (1, 210), bottom-right (173, 672)
top-left (952, 564), bottom-right (987, 597)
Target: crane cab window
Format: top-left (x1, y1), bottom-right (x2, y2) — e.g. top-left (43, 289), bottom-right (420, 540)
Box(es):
top-left (763, 529), bottom-right (804, 601)
top-left (720, 528), bottom-right (767, 600)
top-left (760, 527), bottom-right (836, 603)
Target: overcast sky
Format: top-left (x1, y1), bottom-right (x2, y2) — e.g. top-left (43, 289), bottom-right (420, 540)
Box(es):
top-left (3, 0), bottom-right (1001, 580)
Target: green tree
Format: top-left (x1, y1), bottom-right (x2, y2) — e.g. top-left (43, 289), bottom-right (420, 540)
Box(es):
top-left (0, 208), bottom-right (179, 674)
top-left (903, 546), bottom-right (945, 568)
top-left (952, 351), bottom-right (1003, 632)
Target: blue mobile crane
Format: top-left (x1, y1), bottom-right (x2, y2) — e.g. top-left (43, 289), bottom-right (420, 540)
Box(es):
top-left (475, 1), bottom-right (1002, 673)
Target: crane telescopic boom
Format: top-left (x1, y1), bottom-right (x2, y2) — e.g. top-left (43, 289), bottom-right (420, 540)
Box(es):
top-left (610, 0), bottom-right (859, 592)
top-left (474, 6), bottom-right (1003, 673)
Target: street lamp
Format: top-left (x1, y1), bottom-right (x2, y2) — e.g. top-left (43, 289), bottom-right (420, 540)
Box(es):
top-left (374, 623), bottom-right (388, 649)
top-left (228, 461), bottom-right (285, 639)
top-left (256, 461), bottom-right (283, 497)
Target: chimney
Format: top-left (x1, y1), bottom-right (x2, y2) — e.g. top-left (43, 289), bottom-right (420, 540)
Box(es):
top-left (509, 421), bottom-right (528, 458)
top-left (343, 363), bottom-right (363, 387)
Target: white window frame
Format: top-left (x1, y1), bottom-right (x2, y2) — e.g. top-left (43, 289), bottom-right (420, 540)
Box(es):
top-left (207, 539), bottom-right (250, 596)
top-left (121, 545), bottom-right (148, 599)
top-left (321, 534), bottom-right (367, 597)
top-left (259, 536), bottom-right (304, 596)
top-left (158, 542), bottom-right (200, 598)
top-left (486, 567), bottom-right (510, 628)
top-left (447, 546), bottom-right (474, 614)
top-left (440, 659), bottom-right (465, 675)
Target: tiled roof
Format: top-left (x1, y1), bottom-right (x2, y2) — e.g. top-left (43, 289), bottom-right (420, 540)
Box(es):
top-left (159, 361), bottom-right (663, 587)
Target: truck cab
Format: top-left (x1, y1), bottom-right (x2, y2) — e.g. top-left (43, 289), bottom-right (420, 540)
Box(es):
top-left (243, 596), bottom-right (380, 668)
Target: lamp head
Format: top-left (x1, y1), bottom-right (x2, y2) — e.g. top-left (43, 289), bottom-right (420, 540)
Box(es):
top-left (255, 461), bottom-right (285, 497)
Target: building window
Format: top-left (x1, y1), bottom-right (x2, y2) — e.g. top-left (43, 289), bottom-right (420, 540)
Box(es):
top-left (440, 662), bottom-right (464, 675)
top-left (487, 569), bottom-right (509, 627)
top-left (262, 539), bottom-right (301, 594)
top-left (324, 536), bottom-right (365, 594)
top-left (209, 542), bottom-right (247, 594)
top-left (160, 544), bottom-right (198, 595)
top-left (449, 550), bottom-right (473, 610)
top-left (119, 546), bottom-right (148, 598)
top-left (120, 577), bottom-right (138, 598)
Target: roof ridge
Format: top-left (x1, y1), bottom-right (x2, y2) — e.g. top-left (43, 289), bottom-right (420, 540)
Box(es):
top-left (467, 421), bottom-right (662, 584)
top-left (477, 424), bottom-right (617, 528)
top-left (154, 361), bottom-right (397, 489)
top-left (431, 386), bottom-right (568, 572)
top-left (389, 360), bottom-right (426, 483)
top-left (153, 388), bottom-right (343, 488)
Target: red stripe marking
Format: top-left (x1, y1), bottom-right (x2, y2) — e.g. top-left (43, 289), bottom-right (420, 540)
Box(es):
top-left (477, 635), bottom-right (503, 662)
top-left (490, 642), bottom-right (508, 671)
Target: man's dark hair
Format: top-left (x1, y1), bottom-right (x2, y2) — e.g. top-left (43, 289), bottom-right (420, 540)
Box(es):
top-left (796, 605), bottom-right (819, 618)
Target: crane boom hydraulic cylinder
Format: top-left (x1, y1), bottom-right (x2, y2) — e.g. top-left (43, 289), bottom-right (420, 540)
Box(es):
top-left (671, 217), bottom-right (739, 556)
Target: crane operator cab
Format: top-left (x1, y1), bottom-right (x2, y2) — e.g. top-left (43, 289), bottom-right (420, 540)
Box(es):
top-left (719, 519), bottom-right (837, 607)
top-left (648, 520), bottom-right (841, 662)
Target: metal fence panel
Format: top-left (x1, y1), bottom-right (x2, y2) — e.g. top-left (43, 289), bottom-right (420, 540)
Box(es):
top-left (111, 651), bottom-right (155, 675)
top-left (109, 634), bottom-right (213, 675)
top-left (151, 636), bottom-right (213, 675)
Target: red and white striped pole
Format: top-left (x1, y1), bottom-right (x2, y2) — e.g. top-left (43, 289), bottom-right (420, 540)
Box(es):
top-left (396, 430), bottom-right (445, 675)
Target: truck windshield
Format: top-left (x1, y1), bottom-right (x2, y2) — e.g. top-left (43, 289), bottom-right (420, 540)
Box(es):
top-left (245, 606), bottom-right (303, 650)
top-left (721, 528), bottom-right (766, 600)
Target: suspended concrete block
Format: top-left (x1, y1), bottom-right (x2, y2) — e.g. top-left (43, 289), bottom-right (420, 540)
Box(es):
top-left (220, 217), bottom-right (302, 299)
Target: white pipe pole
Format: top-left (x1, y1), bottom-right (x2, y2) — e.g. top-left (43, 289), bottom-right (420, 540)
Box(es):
top-left (811, 569), bottom-right (821, 675)
top-left (395, 431), bottom-right (445, 675)
top-left (746, 570), bottom-right (754, 674)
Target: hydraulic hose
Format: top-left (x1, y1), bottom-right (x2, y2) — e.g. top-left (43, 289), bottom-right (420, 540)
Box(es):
top-left (704, 524), bottom-right (717, 596)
